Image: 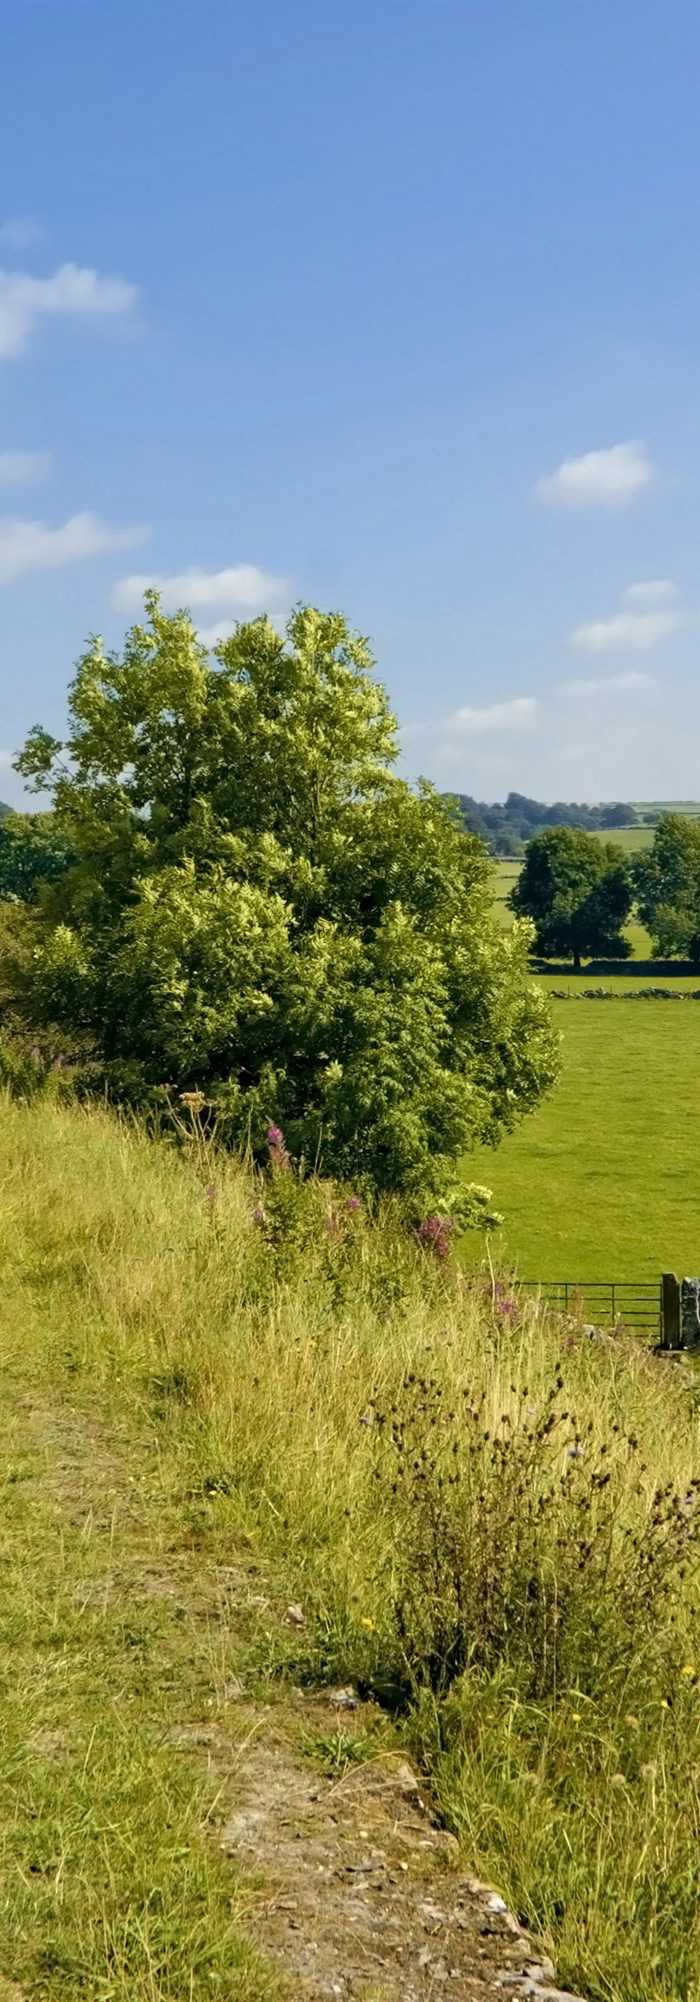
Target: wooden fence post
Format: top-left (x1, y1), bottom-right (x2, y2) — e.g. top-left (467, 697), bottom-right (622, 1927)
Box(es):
top-left (661, 1272), bottom-right (680, 1349)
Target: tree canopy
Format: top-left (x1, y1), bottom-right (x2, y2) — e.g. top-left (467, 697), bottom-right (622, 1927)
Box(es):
top-left (510, 825), bottom-right (633, 967)
top-left (14, 595), bottom-right (558, 1201)
top-left (634, 813), bottom-right (700, 961)
top-left (0, 813), bottom-right (74, 902)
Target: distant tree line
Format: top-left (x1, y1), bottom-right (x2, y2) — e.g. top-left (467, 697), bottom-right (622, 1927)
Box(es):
top-left (446, 790), bottom-right (649, 855)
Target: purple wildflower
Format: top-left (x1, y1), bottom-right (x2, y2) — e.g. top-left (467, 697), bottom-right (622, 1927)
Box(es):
top-left (492, 1280), bottom-right (520, 1323)
top-left (416, 1214), bottom-right (454, 1260)
top-left (345, 1195), bottom-right (362, 1213)
top-left (252, 1203), bottom-right (267, 1227)
top-left (265, 1122), bottom-right (290, 1172)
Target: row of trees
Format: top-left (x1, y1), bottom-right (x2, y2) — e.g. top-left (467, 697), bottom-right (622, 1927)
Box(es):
top-left (449, 790), bottom-right (646, 857)
top-left (511, 819), bottom-right (700, 966)
top-left (0, 596), bottom-right (559, 1205)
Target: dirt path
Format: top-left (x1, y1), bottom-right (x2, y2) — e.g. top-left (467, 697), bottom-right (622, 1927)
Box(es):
top-left (219, 1712), bottom-right (584, 2001)
top-left (6, 1392), bottom-right (586, 2002)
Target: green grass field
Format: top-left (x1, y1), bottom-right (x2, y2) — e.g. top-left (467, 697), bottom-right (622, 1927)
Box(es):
top-left (590, 824), bottom-right (655, 852)
top-left (468, 999), bottom-right (700, 1280)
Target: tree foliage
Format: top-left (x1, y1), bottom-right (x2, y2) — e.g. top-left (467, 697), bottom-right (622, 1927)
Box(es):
top-left (510, 826), bottom-right (633, 967)
top-left (14, 595), bottom-right (559, 1199)
top-left (634, 813), bottom-right (700, 961)
top-left (0, 813), bottom-right (74, 902)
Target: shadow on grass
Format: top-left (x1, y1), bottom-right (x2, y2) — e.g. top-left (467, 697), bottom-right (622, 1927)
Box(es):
top-left (532, 957), bottom-right (700, 980)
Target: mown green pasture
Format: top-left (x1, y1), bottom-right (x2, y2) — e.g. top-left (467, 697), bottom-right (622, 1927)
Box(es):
top-left (468, 999), bottom-right (700, 1281)
top-left (590, 824), bottom-right (654, 853)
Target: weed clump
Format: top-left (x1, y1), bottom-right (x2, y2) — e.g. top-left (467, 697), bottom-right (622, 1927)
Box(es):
top-left (370, 1369), bottom-right (700, 1703)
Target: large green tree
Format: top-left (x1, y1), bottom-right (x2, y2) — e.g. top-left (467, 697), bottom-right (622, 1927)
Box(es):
top-left (510, 826), bottom-right (632, 968)
top-left (634, 813), bottom-right (700, 961)
top-left (15, 595), bottom-right (558, 1200)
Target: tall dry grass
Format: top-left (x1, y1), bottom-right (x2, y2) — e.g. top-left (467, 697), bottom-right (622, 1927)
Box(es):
top-left (2, 1096), bottom-right (700, 2000)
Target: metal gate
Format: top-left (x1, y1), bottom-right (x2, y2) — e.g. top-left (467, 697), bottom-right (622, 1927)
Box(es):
top-left (519, 1278), bottom-right (662, 1338)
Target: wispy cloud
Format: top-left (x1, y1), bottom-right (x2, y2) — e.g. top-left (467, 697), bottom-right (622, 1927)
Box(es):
top-left (198, 621), bottom-right (238, 648)
top-left (0, 217), bottom-right (44, 251)
top-left (0, 450), bottom-right (50, 486)
top-left (113, 562), bottom-right (289, 616)
top-left (559, 670), bottom-right (655, 696)
top-left (571, 579), bottom-right (686, 654)
top-left (623, 579), bottom-right (676, 607)
top-left (0, 263), bottom-right (137, 359)
top-left (535, 440), bottom-right (653, 509)
top-left (0, 513), bottom-right (150, 585)
top-left (571, 609), bottom-right (682, 653)
top-left (450, 697), bottom-right (539, 735)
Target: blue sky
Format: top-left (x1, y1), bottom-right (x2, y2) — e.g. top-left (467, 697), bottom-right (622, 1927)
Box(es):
top-left (2, 0), bottom-right (700, 806)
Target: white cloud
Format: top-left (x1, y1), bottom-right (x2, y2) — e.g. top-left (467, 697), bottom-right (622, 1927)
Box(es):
top-left (113, 562), bottom-right (289, 616)
top-left (0, 512), bottom-right (150, 584)
top-left (0, 450), bottom-right (50, 486)
top-left (571, 607), bottom-right (682, 653)
top-left (623, 579), bottom-right (676, 607)
top-left (0, 262), bottom-right (137, 359)
top-left (535, 440), bottom-right (653, 509)
top-left (559, 670), bottom-right (655, 696)
top-left (198, 621), bottom-right (237, 648)
top-left (0, 218), bottom-right (44, 250)
top-left (449, 697), bottom-right (539, 736)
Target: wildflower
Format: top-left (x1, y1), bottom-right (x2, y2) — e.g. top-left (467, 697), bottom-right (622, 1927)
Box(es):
top-left (681, 1664), bottom-right (696, 1679)
top-left (180, 1089), bottom-right (206, 1111)
top-left (416, 1214), bottom-right (454, 1260)
top-left (345, 1195), bottom-right (362, 1213)
top-left (359, 1616), bottom-right (376, 1631)
top-left (624, 1714), bottom-right (639, 1729)
top-left (252, 1204), bottom-right (267, 1227)
top-left (265, 1122), bottom-right (290, 1170)
top-left (610, 1772), bottom-right (627, 1788)
top-left (571, 1712), bottom-right (582, 1723)
top-left (660, 1698), bottom-right (670, 1710)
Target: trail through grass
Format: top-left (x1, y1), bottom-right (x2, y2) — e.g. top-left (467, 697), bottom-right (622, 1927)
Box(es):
top-left (0, 1359), bottom-right (280, 1998)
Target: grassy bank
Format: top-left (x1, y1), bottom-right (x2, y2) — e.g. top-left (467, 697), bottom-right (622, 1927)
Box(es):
top-left (1, 1099), bottom-right (700, 2000)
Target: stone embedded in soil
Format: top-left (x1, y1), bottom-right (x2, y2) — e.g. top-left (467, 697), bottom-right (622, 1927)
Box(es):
top-left (327, 1686), bottom-right (360, 1710)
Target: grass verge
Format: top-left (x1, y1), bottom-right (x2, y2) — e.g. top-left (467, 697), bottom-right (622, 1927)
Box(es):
top-left (1, 1098), bottom-right (699, 2000)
